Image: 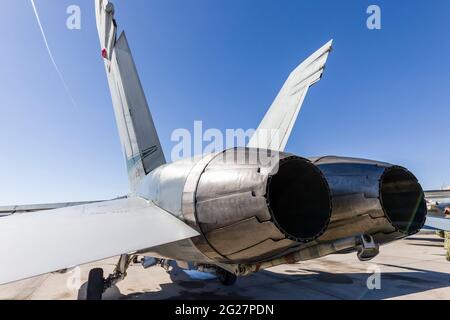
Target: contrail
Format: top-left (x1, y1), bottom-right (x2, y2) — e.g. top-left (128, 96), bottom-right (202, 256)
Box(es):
top-left (30, 0), bottom-right (77, 108)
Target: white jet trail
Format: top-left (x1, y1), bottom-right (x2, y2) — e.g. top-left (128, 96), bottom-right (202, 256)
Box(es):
top-left (30, 0), bottom-right (77, 108)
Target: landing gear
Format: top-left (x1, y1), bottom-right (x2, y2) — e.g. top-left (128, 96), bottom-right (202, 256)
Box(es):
top-left (86, 268), bottom-right (105, 300)
top-left (85, 254), bottom-right (132, 300)
top-left (216, 268), bottom-right (237, 286)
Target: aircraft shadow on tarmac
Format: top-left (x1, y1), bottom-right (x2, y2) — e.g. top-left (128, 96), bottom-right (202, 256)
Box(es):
top-left (408, 243), bottom-right (444, 248)
top-left (407, 237), bottom-right (445, 243)
top-left (77, 263), bottom-right (450, 300)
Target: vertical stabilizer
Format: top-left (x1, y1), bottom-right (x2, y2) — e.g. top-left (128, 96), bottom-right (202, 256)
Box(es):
top-left (96, 0), bottom-right (166, 190)
top-left (248, 40), bottom-right (333, 151)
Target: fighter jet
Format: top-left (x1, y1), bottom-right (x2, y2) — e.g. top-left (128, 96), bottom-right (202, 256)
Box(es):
top-left (0, 0), bottom-right (434, 300)
top-left (423, 189), bottom-right (450, 233)
top-left (426, 189), bottom-right (450, 216)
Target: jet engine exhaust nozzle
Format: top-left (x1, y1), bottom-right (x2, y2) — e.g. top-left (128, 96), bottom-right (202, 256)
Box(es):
top-left (184, 148), bottom-right (332, 264)
top-left (266, 156), bottom-right (332, 243)
top-left (379, 166), bottom-right (427, 235)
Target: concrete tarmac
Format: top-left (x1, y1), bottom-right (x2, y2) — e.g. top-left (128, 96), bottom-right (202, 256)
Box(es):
top-left (1, 233), bottom-right (449, 300)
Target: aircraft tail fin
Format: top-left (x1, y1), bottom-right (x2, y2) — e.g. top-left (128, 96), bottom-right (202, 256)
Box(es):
top-left (248, 40), bottom-right (333, 151)
top-left (96, 0), bottom-right (166, 190)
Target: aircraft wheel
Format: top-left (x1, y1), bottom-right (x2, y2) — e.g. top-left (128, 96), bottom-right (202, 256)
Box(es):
top-left (86, 268), bottom-right (105, 300)
top-left (216, 268), bottom-right (237, 286)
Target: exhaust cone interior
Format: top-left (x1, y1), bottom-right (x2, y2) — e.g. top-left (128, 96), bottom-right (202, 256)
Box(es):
top-left (267, 158), bottom-right (331, 242)
top-left (380, 167), bottom-right (427, 234)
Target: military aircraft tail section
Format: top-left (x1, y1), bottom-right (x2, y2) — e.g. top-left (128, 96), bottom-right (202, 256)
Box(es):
top-left (248, 40), bottom-right (333, 151)
top-left (96, 0), bottom-right (166, 190)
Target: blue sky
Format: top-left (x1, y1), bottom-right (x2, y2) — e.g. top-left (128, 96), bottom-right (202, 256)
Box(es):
top-left (0, 0), bottom-right (449, 205)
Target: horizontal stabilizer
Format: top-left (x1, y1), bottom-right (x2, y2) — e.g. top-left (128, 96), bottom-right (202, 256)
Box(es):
top-left (0, 197), bottom-right (199, 285)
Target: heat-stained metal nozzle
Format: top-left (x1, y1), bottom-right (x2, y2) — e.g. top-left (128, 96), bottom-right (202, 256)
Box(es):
top-left (185, 148), bottom-right (332, 264)
top-left (379, 166), bottom-right (427, 234)
top-left (311, 156), bottom-right (427, 244)
top-left (266, 156), bottom-right (331, 243)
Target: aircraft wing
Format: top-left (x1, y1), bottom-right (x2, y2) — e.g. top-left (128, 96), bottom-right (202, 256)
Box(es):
top-left (425, 190), bottom-right (450, 201)
top-left (421, 190), bottom-right (450, 231)
top-left (248, 40), bottom-right (333, 151)
top-left (0, 197), bottom-right (199, 285)
top-left (424, 216), bottom-right (450, 232)
top-left (0, 200), bottom-right (112, 217)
